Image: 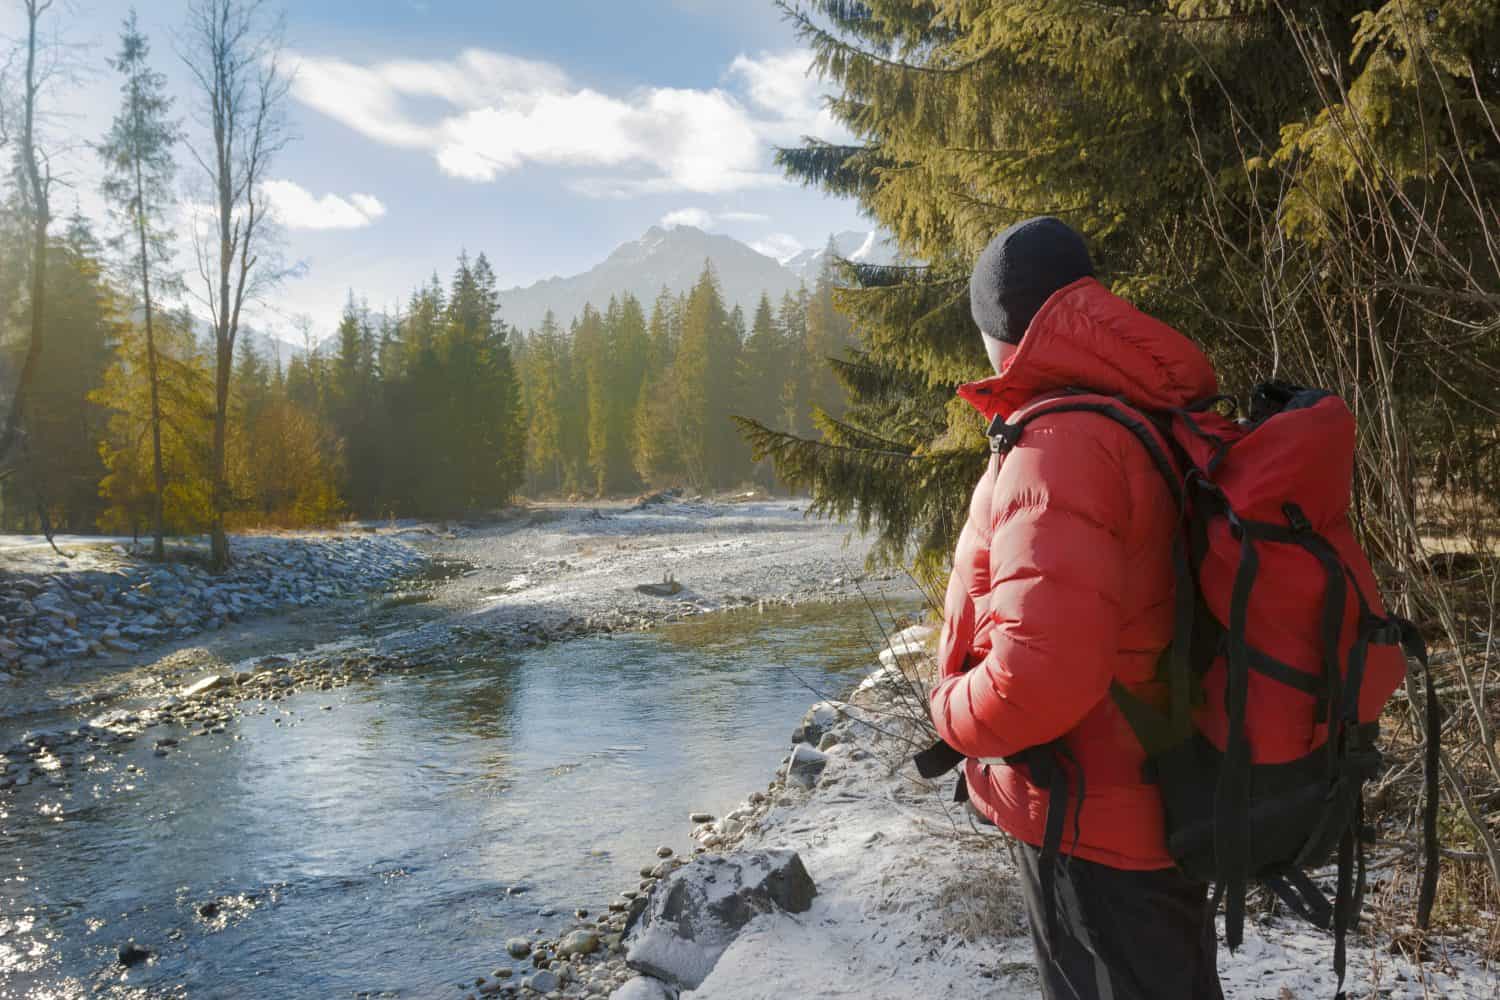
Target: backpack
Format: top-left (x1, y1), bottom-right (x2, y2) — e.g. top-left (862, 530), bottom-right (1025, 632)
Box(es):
top-left (915, 381), bottom-right (1440, 999)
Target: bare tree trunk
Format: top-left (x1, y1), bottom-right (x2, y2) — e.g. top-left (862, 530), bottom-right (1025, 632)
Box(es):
top-left (0, 1), bottom-right (54, 472)
top-left (184, 0), bottom-right (290, 570)
top-left (133, 152), bottom-right (167, 562)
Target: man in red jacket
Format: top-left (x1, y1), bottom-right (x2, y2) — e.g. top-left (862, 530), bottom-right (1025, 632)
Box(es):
top-left (929, 217), bottom-right (1225, 999)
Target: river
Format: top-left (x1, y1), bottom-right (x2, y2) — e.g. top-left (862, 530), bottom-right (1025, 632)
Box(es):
top-left (0, 597), bottom-right (915, 999)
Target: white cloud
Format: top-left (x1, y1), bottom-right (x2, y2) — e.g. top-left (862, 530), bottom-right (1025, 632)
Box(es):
top-left (262, 180), bottom-right (387, 230)
top-left (660, 207), bottom-right (771, 229)
top-left (288, 47), bottom-right (847, 196)
top-left (661, 208), bottom-right (714, 228)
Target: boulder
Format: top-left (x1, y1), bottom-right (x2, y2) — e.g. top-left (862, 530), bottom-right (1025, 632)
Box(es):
top-left (790, 700), bottom-right (842, 746)
top-left (624, 849), bottom-right (816, 990)
top-left (610, 977), bottom-right (677, 1000)
top-left (784, 743), bottom-right (829, 789)
top-left (557, 929), bottom-right (600, 957)
top-left (521, 969), bottom-right (558, 993)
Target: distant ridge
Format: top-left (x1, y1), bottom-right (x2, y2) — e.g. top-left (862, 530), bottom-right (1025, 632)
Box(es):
top-left (497, 225), bottom-right (897, 334)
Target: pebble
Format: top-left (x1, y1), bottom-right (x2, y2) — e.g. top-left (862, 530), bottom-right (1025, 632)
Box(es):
top-left (654, 846), bottom-right (673, 859)
top-left (506, 938), bottom-right (532, 959)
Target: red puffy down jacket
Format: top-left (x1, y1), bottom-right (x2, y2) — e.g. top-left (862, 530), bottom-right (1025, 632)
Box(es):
top-left (930, 276), bottom-right (1218, 870)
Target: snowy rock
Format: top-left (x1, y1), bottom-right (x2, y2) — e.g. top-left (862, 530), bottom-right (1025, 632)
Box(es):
top-left (791, 700), bottom-right (842, 746)
top-left (610, 977), bottom-right (676, 1000)
top-left (877, 635), bottom-right (929, 670)
top-left (784, 744), bottom-right (828, 789)
top-left (624, 849), bottom-right (816, 990)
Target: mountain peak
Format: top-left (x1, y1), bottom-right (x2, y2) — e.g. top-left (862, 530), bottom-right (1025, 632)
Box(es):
top-left (499, 225), bottom-right (895, 334)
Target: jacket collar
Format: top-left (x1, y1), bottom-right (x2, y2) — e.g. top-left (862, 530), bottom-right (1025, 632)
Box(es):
top-left (956, 277), bottom-right (1218, 422)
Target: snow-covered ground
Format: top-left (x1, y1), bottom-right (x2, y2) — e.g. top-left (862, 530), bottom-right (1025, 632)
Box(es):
top-left (667, 628), bottom-right (1497, 1000)
top-left (406, 497), bottom-right (900, 639)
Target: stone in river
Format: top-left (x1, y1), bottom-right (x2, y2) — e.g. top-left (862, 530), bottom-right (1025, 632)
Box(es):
top-left (117, 941), bottom-right (154, 967)
top-left (688, 812), bottom-right (715, 824)
top-left (654, 846), bottom-right (673, 859)
top-left (506, 937), bottom-right (532, 958)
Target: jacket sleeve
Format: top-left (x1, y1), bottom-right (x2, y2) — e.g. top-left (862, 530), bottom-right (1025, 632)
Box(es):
top-left (930, 414), bottom-right (1132, 760)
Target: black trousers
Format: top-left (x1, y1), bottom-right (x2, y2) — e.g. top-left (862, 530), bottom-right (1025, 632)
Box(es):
top-left (1013, 842), bottom-right (1225, 1000)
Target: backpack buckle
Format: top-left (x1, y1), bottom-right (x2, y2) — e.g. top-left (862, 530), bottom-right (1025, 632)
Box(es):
top-left (1282, 502), bottom-right (1312, 533)
top-left (987, 416), bottom-right (1022, 453)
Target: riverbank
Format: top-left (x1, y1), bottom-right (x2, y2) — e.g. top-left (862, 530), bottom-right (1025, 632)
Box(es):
top-left (516, 627), bottom-right (1498, 1000)
top-left (0, 530), bottom-right (426, 686)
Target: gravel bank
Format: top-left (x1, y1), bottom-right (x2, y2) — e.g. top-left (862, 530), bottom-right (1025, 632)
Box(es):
top-left (0, 533), bottom-right (425, 687)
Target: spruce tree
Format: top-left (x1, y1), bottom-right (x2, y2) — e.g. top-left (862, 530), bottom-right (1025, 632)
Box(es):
top-left (742, 0), bottom-right (1488, 572)
top-left (97, 8), bottom-right (181, 559)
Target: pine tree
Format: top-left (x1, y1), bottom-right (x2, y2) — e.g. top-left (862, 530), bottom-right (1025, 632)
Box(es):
top-left (739, 294), bottom-right (790, 488)
top-left (97, 8), bottom-right (181, 559)
top-left (743, 1), bottom-right (1436, 572)
top-left (659, 264), bottom-right (746, 490)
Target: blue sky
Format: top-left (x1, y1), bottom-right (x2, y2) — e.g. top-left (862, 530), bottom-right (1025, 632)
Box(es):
top-left (4, 0), bottom-right (866, 337)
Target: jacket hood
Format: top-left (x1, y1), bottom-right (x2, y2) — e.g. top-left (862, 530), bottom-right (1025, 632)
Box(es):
top-left (957, 277), bottom-right (1218, 421)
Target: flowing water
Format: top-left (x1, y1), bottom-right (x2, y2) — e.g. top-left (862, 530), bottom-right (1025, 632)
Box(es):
top-left (0, 599), bottom-right (916, 999)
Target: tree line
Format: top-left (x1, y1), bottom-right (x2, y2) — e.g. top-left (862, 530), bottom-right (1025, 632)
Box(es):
top-left (516, 258), bottom-right (850, 498)
top-left (0, 2), bottom-right (855, 562)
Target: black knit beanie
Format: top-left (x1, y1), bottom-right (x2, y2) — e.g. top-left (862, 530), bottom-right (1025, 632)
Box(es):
top-left (970, 217), bottom-right (1094, 344)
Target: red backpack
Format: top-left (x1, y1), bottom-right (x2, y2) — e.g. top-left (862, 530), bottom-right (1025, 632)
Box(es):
top-left (917, 381), bottom-right (1439, 998)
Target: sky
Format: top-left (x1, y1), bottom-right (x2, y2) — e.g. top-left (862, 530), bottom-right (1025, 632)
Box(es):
top-left (1, 0), bottom-right (867, 340)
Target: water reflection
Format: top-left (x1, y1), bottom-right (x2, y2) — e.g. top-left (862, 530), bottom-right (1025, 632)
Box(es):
top-left (0, 597), bottom-right (916, 998)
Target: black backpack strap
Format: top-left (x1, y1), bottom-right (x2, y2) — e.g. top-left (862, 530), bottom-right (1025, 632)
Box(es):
top-left (1010, 742), bottom-right (1085, 948)
top-left (1392, 619), bottom-right (1441, 932)
top-left (913, 738), bottom-right (966, 779)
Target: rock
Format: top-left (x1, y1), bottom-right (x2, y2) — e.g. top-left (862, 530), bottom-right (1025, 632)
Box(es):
top-left (558, 930), bottom-right (601, 957)
top-left (634, 579), bottom-right (683, 597)
top-left (104, 637), bottom-right (141, 654)
top-left (877, 632), bottom-right (930, 670)
top-left (654, 846), bottom-right (673, 859)
top-left (181, 675), bottom-right (231, 699)
top-left (117, 941), bottom-right (153, 967)
top-left (624, 850), bottom-right (816, 990)
top-left (817, 731), bottom-right (841, 751)
top-left (688, 812), bottom-right (715, 824)
top-left (506, 937), bottom-right (533, 959)
top-left (791, 701), bottom-right (841, 745)
top-left (610, 978), bottom-right (676, 1000)
top-left (522, 969), bottom-right (559, 993)
top-left (784, 743), bottom-right (829, 789)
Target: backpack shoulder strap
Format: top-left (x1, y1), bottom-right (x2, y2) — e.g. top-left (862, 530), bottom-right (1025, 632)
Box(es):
top-left (988, 393), bottom-right (1185, 509)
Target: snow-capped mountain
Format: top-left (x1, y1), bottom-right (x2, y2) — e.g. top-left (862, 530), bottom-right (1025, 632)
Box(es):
top-left (497, 225), bottom-right (897, 334)
top-left (783, 230), bottom-right (898, 281)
